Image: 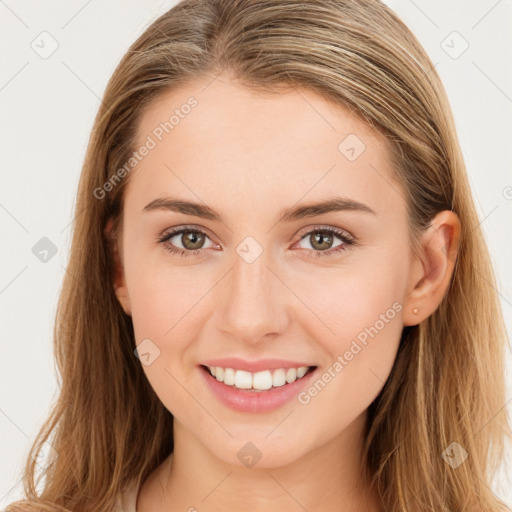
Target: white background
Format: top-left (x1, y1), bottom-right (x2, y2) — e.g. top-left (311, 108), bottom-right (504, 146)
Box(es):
top-left (1, 0), bottom-right (511, 508)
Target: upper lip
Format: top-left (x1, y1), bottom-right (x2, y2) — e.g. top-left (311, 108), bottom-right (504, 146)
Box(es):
top-left (201, 357), bottom-right (316, 373)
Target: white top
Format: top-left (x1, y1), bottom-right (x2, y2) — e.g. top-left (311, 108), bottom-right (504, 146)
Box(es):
top-left (115, 479), bottom-right (140, 512)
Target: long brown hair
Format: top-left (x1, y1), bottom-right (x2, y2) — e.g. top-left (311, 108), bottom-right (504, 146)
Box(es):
top-left (7, 1), bottom-right (511, 510)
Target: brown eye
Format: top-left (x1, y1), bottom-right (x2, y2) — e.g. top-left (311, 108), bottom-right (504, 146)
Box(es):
top-left (294, 226), bottom-right (356, 258)
top-left (180, 230), bottom-right (206, 250)
top-left (158, 227), bottom-right (216, 257)
top-left (309, 231), bottom-right (334, 251)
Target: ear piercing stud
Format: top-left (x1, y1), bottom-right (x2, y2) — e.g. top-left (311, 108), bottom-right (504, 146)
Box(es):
top-left (412, 307), bottom-right (419, 314)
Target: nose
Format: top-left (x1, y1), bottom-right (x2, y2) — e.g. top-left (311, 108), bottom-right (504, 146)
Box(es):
top-left (215, 248), bottom-right (289, 345)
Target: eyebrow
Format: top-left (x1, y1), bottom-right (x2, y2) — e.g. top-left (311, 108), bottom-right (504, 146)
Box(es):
top-left (143, 196), bottom-right (376, 224)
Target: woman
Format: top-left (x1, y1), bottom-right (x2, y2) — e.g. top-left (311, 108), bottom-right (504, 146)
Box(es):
top-left (6, 1), bottom-right (511, 511)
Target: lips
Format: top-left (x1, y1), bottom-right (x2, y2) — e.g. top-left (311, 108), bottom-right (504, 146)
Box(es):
top-left (198, 358), bottom-right (319, 413)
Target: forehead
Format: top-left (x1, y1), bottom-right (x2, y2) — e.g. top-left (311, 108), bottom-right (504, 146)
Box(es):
top-left (126, 76), bottom-right (405, 221)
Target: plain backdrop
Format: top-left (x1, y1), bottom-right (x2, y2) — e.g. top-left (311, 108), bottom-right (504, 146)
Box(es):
top-left (1, 0), bottom-right (511, 508)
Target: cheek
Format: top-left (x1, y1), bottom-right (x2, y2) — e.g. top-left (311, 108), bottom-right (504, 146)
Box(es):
top-left (291, 253), bottom-right (406, 412)
top-left (125, 263), bottom-right (212, 414)
top-left (294, 250), bottom-right (406, 341)
top-left (125, 256), bottom-right (219, 390)
top-left (123, 229), bottom-right (203, 325)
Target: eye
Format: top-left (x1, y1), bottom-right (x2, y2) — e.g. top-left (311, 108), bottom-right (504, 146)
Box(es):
top-left (157, 226), bottom-right (218, 258)
top-left (292, 225), bottom-right (355, 258)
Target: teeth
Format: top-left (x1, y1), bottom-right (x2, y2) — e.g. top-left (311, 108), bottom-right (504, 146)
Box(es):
top-left (273, 369), bottom-right (286, 387)
top-left (253, 370), bottom-right (273, 390)
top-left (234, 370), bottom-right (253, 389)
top-left (206, 365), bottom-right (312, 391)
top-left (297, 366), bottom-right (308, 378)
top-left (223, 367), bottom-right (235, 386)
top-left (285, 368), bottom-right (297, 383)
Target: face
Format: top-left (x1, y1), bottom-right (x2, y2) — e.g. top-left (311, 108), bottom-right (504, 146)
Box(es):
top-left (112, 74), bottom-right (416, 468)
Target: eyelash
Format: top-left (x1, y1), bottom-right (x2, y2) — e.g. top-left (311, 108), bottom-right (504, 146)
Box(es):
top-left (156, 224), bottom-right (356, 259)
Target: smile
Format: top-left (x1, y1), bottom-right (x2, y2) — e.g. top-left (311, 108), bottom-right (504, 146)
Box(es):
top-left (199, 363), bottom-right (319, 413)
top-left (204, 364), bottom-right (313, 391)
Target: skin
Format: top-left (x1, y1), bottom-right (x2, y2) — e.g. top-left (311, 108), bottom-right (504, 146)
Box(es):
top-left (108, 73), bottom-right (460, 512)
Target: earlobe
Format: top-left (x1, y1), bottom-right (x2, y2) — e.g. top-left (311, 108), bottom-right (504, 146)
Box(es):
top-left (112, 251), bottom-right (132, 317)
top-left (104, 217), bottom-right (132, 317)
top-left (114, 287), bottom-right (132, 316)
top-left (403, 210), bottom-right (461, 326)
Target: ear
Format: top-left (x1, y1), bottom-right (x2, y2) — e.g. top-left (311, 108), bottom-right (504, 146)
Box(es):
top-left (402, 210), bottom-right (461, 326)
top-left (104, 217), bottom-right (132, 317)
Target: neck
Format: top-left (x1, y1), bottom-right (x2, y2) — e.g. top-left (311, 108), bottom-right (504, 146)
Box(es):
top-left (139, 411), bottom-right (383, 512)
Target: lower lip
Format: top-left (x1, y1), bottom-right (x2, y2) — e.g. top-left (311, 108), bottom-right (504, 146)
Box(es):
top-left (199, 365), bottom-right (318, 413)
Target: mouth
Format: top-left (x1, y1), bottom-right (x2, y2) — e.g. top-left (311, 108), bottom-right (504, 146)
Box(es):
top-left (199, 364), bottom-right (317, 392)
top-left (198, 362), bottom-right (319, 413)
